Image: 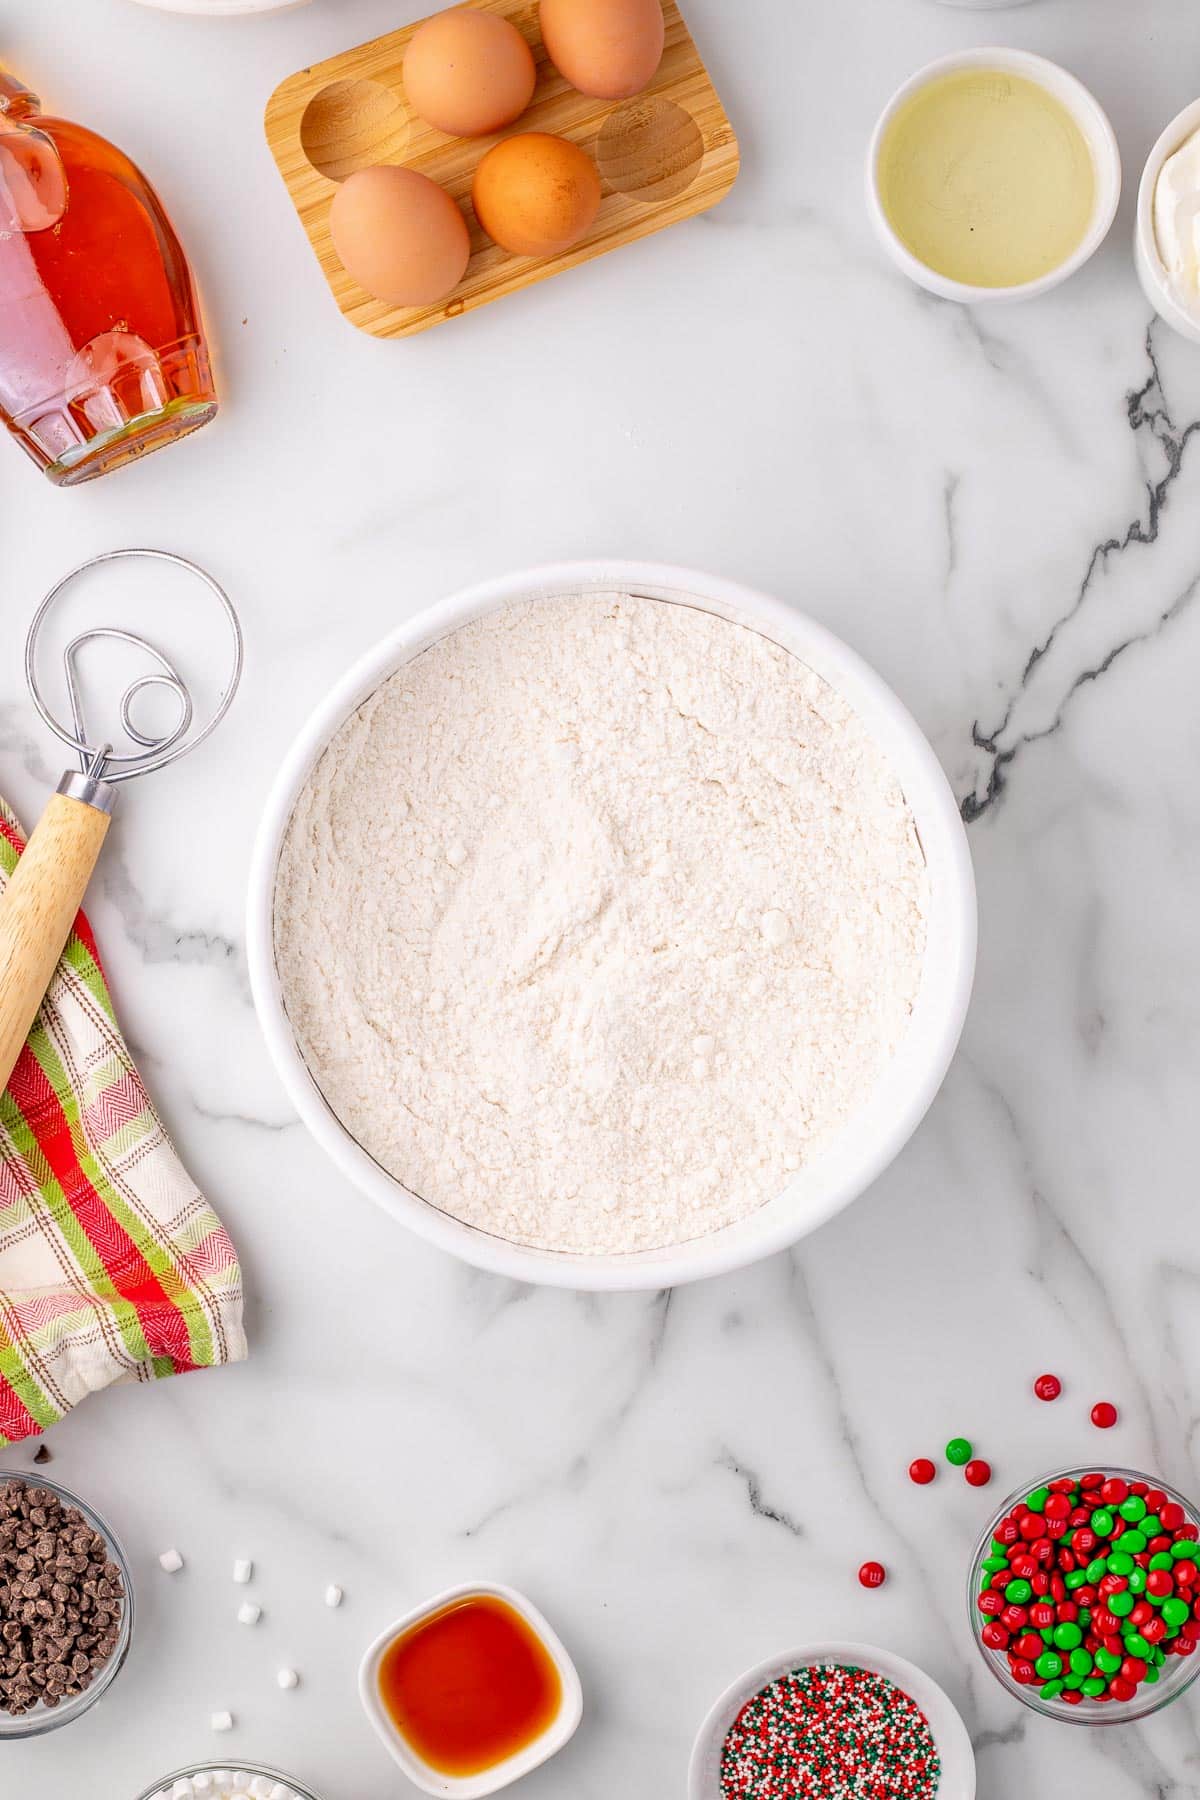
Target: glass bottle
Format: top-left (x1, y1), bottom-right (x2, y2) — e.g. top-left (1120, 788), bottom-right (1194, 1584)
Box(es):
top-left (0, 68), bottom-right (217, 486)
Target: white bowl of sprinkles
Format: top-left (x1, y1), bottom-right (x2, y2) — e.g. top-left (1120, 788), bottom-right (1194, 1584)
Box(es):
top-left (248, 561), bottom-right (975, 1291)
top-left (688, 1642), bottom-right (976, 1800)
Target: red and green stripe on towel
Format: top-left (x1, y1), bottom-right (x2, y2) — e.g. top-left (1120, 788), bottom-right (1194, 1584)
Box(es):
top-left (0, 799), bottom-right (245, 1446)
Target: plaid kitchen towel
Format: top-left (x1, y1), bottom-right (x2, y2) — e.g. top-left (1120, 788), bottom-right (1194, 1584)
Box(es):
top-left (0, 795), bottom-right (246, 1446)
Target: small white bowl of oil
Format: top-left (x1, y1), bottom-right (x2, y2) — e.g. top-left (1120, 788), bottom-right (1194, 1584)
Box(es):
top-left (867, 47), bottom-right (1120, 304)
top-left (689, 1642), bottom-right (976, 1800)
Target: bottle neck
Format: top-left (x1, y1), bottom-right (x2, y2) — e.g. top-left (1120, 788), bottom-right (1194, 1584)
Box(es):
top-left (0, 70), bottom-right (40, 121)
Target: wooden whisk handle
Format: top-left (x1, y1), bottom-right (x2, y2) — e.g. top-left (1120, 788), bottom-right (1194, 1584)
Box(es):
top-left (0, 776), bottom-right (115, 1098)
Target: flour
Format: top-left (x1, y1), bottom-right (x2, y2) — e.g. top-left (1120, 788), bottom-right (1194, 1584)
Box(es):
top-left (274, 594), bottom-right (928, 1255)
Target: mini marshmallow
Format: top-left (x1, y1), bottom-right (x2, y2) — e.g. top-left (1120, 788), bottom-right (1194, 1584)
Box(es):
top-left (158, 1548), bottom-right (184, 1574)
top-left (277, 1666), bottom-right (299, 1690)
top-left (172, 1783), bottom-right (195, 1799)
top-left (232, 1558), bottom-right (253, 1585)
top-left (236, 1601), bottom-right (262, 1626)
top-left (324, 1583), bottom-right (343, 1608)
top-left (249, 1781), bottom-right (274, 1799)
top-left (210, 1709), bottom-right (234, 1731)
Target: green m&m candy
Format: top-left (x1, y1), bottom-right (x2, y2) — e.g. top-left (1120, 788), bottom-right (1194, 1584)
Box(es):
top-left (1090, 1508), bottom-right (1115, 1537)
top-left (1119, 1495), bottom-right (1147, 1522)
top-left (1124, 1632), bottom-right (1152, 1658)
top-left (1171, 1539), bottom-right (1200, 1560)
top-left (1052, 1622), bottom-right (1082, 1651)
top-left (1081, 1676), bottom-right (1107, 1698)
top-left (1128, 1568), bottom-right (1147, 1595)
top-left (1065, 1568), bottom-right (1089, 1591)
top-left (1108, 1590), bottom-right (1135, 1617)
top-left (1006, 1579), bottom-right (1033, 1605)
top-left (946, 1438), bottom-right (972, 1466)
top-left (1162, 1597), bottom-right (1190, 1629)
top-left (1095, 1648), bottom-right (1122, 1674)
top-left (1035, 1651), bottom-right (1063, 1679)
top-left (1121, 1531), bottom-right (1147, 1554)
top-left (1069, 1647), bottom-right (1093, 1677)
top-left (1086, 1557), bottom-right (1108, 1584)
top-left (1025, 1486), bottom-right (1050, 1513)
top-left (1107, 1551), bottom-right (1134, 1576)
top-left (1150, 1553), bottom-right (1174, 1571)
top-left (1040, 1679), bottom-right (1065, 1700)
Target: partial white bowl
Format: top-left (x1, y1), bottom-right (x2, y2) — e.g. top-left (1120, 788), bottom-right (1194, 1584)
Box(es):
top-left (867, 47), bottom-right (1121, 304)
top-left (125, 0), bottom-right (308, 13)
top-left (247, 561), bottom-right (976, 1291)
top-left (359, 1582), bottom-right (583, 1798)
top-left (1136, 96), bottom-right (1200, 346)
top-left (688, 1642), bottom-right (976, 1800)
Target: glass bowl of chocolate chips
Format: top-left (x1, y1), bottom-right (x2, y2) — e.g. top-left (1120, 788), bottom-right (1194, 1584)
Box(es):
top-left (0, 1471), bottom-right (132, 1736)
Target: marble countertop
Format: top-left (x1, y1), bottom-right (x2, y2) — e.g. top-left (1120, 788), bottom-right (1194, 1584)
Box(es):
top-left (5, 0), bottom-right (1200, 1794)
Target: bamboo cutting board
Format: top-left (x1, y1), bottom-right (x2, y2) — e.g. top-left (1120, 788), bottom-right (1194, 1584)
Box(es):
top-left (265, 0), bottom-right (739, 337)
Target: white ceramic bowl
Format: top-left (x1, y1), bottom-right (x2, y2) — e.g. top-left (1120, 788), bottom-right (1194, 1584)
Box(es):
top-left (1136, 96), bottom-right (1200, 346)
top-left (247, 561), bottom-right (975, 1291)
top-left (125, 0), bottom-right (308, 13)
top-left (867, 47), bottom-right (1121, 304)
top-left (359, 1581), bottom-right (583, 1798)
top-left (688, 1642), bottom-right (976, 1800)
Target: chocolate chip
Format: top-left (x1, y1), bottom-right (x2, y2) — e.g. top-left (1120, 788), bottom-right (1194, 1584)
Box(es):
top-left (31, 1446), bottom-right (51, 1467)
top-left (0, 1481), bottom-right (123, 1718)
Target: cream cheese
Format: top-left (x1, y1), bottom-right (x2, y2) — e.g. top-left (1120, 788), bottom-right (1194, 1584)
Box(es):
top-left (1154, 126), bottom-right (1200, 322)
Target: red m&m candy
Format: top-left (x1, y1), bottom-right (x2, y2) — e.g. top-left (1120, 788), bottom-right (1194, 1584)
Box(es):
top-left (858, 1561), bottom-right (886, 1590)
top-left (1091, 1401), bottom-right (1118, 1429)
top-left (1034, 1374), bottom-right (1062, 1402)
top-left (909, 1458), bottom-right (936, 1486)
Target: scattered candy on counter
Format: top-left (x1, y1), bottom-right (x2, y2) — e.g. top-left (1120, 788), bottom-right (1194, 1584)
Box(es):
top-left (324, 1585), bottom-right (343, 1609)
top-left (211, 1710), bottom-right (235, 1733)
top-left (908, 1459), bottom-right (936, 1486)
top-left (965, 1460), bottom-right (992, 1488)
top-left (237, 1603), bottom-right (262, 1627)
top-left (0, 1481), bottom-right (125, 1717)
top-left (160, 1549), bottom-right (185, 1574)
top-left (1034, 1373), bottom-right (1062, 1402)
top-left (945, 1438), bottom-right (972, 1467)
top-left (975, 1469), bottom-right (1200, 1708)
top-left (233, 1560), bottom-right (253, 1585)
top-left (858, 1561), bottom-right (887, 1590)
top-left (32, 1444), bottom-right (52, 1465)
top-left (1092, 1401), bottom-right (1119, 1430)
top-left (276, 1668), bottom-right (299, 1690)
top-left (719, 1664), bottom-right (939, 1800)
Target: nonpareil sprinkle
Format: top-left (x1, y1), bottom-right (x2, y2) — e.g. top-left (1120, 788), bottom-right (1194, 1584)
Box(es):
top-left (719, 1664), bottom-right (940, 1799)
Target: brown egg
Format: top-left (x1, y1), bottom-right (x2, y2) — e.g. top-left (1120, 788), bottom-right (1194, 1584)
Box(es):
top-left (539, 0), bottom-right (665, 101)
top-left (472, 132), bottom-right (602, 258)
top-left (403, 8), bottom-right (537, 138)
top-left (330, 165), bottom-right (471, 306)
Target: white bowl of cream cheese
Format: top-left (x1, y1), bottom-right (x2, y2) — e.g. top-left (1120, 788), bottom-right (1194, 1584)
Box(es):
top-left (1137, 97), bottom-right (1200, 345)
top-left (247, 562), bottom-right (975, 1291)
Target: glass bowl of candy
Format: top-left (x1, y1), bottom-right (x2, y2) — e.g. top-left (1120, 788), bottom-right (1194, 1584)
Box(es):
top-left (0, 1472), bottom-right (133, 1739)
top-left (136, 1766), bottom-right (324, 1800)
top-left (969, 1465), bottom-right (1200, 1723)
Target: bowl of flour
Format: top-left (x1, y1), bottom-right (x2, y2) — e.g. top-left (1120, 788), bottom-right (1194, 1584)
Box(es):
top-left (248, 563), bottom-right (974, 1289)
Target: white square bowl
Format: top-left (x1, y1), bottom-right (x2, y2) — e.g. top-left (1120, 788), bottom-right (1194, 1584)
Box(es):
top-left (359, 1582), bottom-right (583, 1798)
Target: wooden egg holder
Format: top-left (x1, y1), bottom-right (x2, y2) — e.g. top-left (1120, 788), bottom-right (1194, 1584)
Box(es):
top-left (265, 0), bottom-right (739, 338)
